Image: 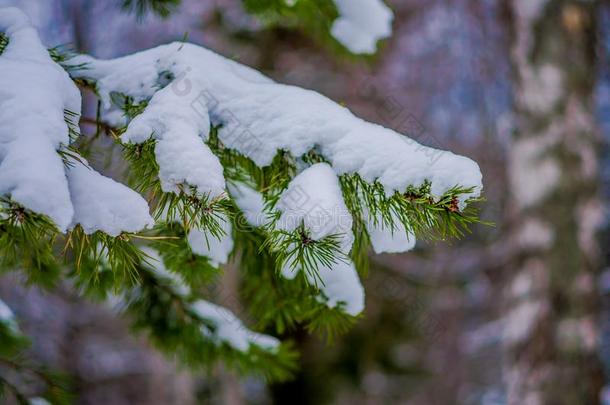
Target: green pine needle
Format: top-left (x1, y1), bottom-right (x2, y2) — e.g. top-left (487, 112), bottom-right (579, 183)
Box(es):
top-left (263, 224), bottom-right (348, 287)
top-left (0, 32), bottom-right (8, 56)
top-left (122, 0), bottom-right (181, 18)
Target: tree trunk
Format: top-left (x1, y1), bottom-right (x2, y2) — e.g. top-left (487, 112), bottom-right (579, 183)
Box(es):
top-left (503, 1), bottom-right (604, 403)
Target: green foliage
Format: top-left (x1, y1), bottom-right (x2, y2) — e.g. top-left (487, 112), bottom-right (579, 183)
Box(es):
top-left (264, 225), bottom-right (347, 285)
top-left (0, 32), bottom-right (8, 56)
top-left (241, 0), bottom-right (340, 47)
top-left (117, 0), bottom-right (384, 55)
top-left (121, 0), bottom-right (181, 18)
top-left (233, 219), bottom-right (358, 340)
top-left (123, 139), bottom-right (232, 238)
top-left (150, 222), bottom-right (221, 288)
top-left (126, 261), bottom-right (298, 381)
top-left (49, 45), bottom-right (88, 74)
top-left (240, 0), bottom-right (392, 58)
top-left (0, 198), bottom-right (61, 287)
top-left (207, 127), bottom-right (297, 199)
top-left (66, 226), bottom-right (148, 287)
top-left (340, 175), bottom-right (484, 241)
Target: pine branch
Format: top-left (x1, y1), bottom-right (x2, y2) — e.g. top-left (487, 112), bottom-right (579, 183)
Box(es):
top-left (149, 222), bottom-right (221, 288)
top-left (340, 174), bottom-right (485, 241)
top-left (123, 140), bottom-right (232, 237)
top-left (0, 32), bottom-right (8, 55)
top-left (0, 198), bottom-right (61, 286)
top-left (121, 0), bottom-right (181, 18)
top-left (126, 261), bottom-right (298, 381)
top-left (234, 224), bottom-right (360, 338)
top-left (66, 226), bottom-right (148, 288)
top-left (263, 225), bottom-right (348, 286)
top-left (49, 45), bottom-right (88, 74)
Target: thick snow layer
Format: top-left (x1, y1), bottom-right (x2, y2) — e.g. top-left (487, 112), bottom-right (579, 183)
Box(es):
top-left (331, 0), bottom-right (393, 54)
top-left (187, 215), bottom-right (233, 266)
top-left (276, 163), bottom-right (353, 252)
top-left (0, 7), bottom-right (78, 230)
top-left (70, 42), bottom-right (482, 205)
top-left (191, 299), bottom-right (280, 351)
top-left (0, 8), bottom-right (152, 235)
top-left (318, 260), bottom-right (365, 316)
top-left (67, 158), bottom-right (154, 236)
top-left (123, 85), bottom-right (225, 198)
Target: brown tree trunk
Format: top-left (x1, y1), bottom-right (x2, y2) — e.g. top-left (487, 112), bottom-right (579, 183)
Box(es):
top-left (503, 1), bottom-right (604, 403)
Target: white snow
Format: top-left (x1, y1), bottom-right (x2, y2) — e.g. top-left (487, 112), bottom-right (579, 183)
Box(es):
top-left (70, 41), bottom-right (482, 206)
top-left (366, 211), bottom-right (416, 254)
top-left (187, 214), bottom-right (233, 266)
top-left (0, 297), bottom-right (18, 332)
top-left (331, 0), bottom-right (394, 54)
top-left (67, 158), bottom-right (154, 236)
top-left (191, 299), bottom-right (280, 351)
top-left (227, 182), bottom-right (269, 228)
top-left (281, 258), bottom-right (364, 316)
top-left (316, 260), bottom-right (365, 316)
top-left (123, 85), bottom-right (226, 199)
top-left (0, 7), bottom-right (78, 231)
top-left (276, 163), bottom-right (353, 253)
top-left (0, 7), bottom-right (153, 235)
top-left (28, 398), bottom-right (50, 405)
top-left (273, 164), bottom-right (364, 315)
top-left (0, 297), bottom-right (14, 322)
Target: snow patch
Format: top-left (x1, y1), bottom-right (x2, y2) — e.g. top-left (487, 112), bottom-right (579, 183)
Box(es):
top-left (276, 163), bottom-right (353, 252)
top-left (331, 0), bottom-right (393, 54)
top-left (187, 215), bottom-right (233, 266)
top-left (67, 158), bottom-right (154, 236)
top-left (228, 182), bottom-right (269, 228)
top-left (123, 85), bottom-right (226, 199)
top-left (191, 299), bottom-right (280, 351)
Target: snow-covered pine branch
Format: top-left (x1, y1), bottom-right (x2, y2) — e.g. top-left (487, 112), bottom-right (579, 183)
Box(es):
top-left (0, 5), bottom-right (483, 380)
top-left (0, 8), bottom-right (152, 236)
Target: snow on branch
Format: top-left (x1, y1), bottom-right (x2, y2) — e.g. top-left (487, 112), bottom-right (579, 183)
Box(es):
top-left (0, 7), bottom-right (153, 235)
top-left (271, 164), bottom-right (364, 316)
top-left (70, 41), bottom-right (482, 207)
top-left (142, 250), bottom-right (281, 353)
top-left (191, 300), bottom-right (280, 352)
top-left (0, 298), bottom-right (18, 332)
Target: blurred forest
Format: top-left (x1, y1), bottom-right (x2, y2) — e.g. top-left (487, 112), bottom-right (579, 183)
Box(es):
top-left (1, 0), bottom-right (609, 404)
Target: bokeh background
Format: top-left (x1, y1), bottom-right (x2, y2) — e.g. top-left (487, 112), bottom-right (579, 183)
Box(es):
top-left (0, 0), bottom-right (608, 404)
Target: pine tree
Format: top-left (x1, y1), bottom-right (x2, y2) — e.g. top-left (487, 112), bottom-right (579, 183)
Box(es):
top-left (0, 3), bottom-right (484, 402)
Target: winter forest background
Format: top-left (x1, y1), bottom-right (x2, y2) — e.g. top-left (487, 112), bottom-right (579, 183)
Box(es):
top-left (0, 0), bottom-right (609, 404)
